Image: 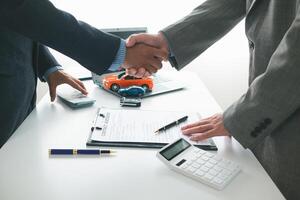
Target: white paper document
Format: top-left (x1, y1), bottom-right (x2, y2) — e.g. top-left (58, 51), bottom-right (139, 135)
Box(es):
top-left (90, 107), bottom-right (214, 146)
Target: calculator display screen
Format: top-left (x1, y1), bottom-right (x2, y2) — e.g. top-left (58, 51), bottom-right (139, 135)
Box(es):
top-left (160, 139), bottom-right (191, 161)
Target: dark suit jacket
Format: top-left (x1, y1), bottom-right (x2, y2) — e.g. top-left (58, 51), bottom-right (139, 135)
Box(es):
top-left (0, 0), bottom-right (121, 147)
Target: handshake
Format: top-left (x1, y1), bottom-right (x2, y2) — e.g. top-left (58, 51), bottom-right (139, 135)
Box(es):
top-left (121, 32), bottom-right (169, 78)
top-left (46, 33), bottom-right (169, 102)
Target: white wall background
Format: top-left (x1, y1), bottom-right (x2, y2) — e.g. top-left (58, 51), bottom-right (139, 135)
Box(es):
top-left (38, 0), bottom-right (249, 110)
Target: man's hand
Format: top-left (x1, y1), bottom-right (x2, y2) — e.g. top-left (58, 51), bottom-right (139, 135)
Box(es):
top-left (47, 70), bottom-right (88, 102)
top-left (126, 32), bottom-right (169, 50)
top-left (181, 114), bottom-right (231, 141)
top-left (122, 42), bottom-right (168, 78)
top-left (125, 32), bottom-right (169, 77)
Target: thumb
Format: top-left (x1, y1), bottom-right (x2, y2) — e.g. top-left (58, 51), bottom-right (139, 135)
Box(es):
top-left (126, 34), bottom-right (138, 47)
top-left (126, 33), bottom-right (158, 47)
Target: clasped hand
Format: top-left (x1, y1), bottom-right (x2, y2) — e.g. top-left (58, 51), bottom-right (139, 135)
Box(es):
top-left (122, 32), bottom-right (169, 77)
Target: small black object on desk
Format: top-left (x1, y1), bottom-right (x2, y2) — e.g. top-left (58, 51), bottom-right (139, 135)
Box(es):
top-left (120, 97), bottom-right (141, 107)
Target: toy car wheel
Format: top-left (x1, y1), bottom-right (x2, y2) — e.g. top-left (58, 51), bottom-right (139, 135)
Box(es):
top-left (141, 84), bottom-right (149, 92)
top-left (111, 84), bottom-right (120, 92)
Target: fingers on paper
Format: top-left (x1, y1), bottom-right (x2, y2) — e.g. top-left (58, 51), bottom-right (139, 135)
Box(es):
top-left (181, 124), bottom-right (214, 135)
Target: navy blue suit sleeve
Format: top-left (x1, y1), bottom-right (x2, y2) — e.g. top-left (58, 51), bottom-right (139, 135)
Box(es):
top-left (0, 0), bottom-right (121, 75)
top-left (36, 44), bottom-right (60, 82)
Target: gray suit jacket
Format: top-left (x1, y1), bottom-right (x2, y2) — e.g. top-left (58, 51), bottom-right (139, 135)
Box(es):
top-left (162, 0), bottom-right (300, 199)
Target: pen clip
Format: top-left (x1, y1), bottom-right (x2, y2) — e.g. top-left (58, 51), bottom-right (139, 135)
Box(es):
top-left (91, 126), bottom-right (102, 132)
top-left (91, 109), bottom-right (103, 132)
top-left (91, 112), bottom-right (107, 132)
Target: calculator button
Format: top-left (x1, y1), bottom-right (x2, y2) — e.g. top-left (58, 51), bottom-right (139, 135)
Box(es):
top-left (203, 174), bottom-right (214, 181)
top-left (205, 152), bottom-right (214, 158)
top-left (196, 159), bottom-right (205, 165)
top-left (209, 159), bottom-right (218, 165)
top-left (193, 149), bottom-right (200, 153)
top-left (191, 157), bottom-right (198, 162)
top-left (186, 161), bottom-right (193, 165)
top-left (201, 156), bottom-right (209, 161)
top-left (195, 170), bottom-right (205, 177)
top-left (199, 166), bottom-right (209, 172)
top-left (204, 162), bottom-right (214, 168)
top-left (176, 159), bottom-right (187, 167)
top-left (187, 166), bottom-right (197, 173)
top-left (180, 163), bottom-right (189, 169)
top-left (192, 163), bottom-right (201, 168)
top-left (220, 169), bottom-right (232, 177)
top-left (195, 153), bottom-right (202, 158)
top-left (188, 155), bottom-right (197, 160)
top-left (212, 177), bottom-right (224, 185)
top-left (213, 166), bottom-right (223, 172)
top-left (208, 169), bottom-right (219, 176)
top-left (217, 173), bottom-right (228, 181)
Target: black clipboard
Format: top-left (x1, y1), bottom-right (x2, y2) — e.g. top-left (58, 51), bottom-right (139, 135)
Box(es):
top-left (86, 108), bottom-right (218, 151)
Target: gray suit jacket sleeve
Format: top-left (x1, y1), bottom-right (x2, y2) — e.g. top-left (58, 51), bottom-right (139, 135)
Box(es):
top-left (161, 0), bottom-right (246, 70)
top-left (223, 8), bottom-right (300, 149)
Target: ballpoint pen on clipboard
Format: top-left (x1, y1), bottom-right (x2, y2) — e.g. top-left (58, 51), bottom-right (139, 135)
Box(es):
top-left (154, 116), bottom-right (188, 134)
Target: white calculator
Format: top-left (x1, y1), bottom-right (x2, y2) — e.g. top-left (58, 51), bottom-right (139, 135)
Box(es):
top-left (157, 138), bottom-right (241, 190)
top-left (57, 85), bottom-right (95, 108)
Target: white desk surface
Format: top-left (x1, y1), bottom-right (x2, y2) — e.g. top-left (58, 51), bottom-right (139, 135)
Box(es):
top-left (0, 70), bottom-right (284, 200)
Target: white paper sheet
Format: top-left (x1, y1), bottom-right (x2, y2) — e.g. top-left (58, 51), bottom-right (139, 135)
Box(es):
top-left (91, 107), bottom-right (213, 146)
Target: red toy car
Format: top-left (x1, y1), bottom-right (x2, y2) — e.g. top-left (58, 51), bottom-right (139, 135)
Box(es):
top-left (103, 72), bottom-right (153, 92)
